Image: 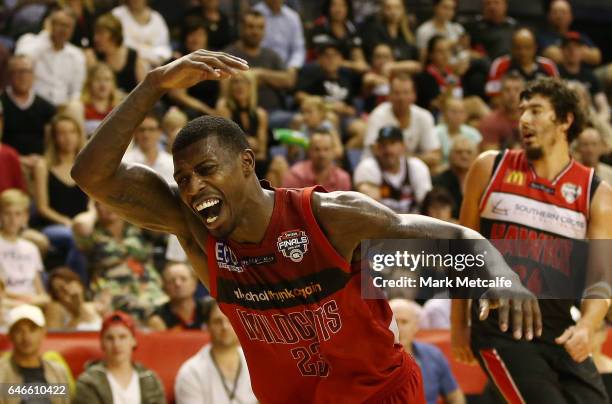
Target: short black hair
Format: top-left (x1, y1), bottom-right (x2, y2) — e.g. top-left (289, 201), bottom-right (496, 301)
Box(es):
top-left (172, 115), bottom-right (249, 155)
top-left (520, 77), bottom-right (585, 143)
top-left (420, 188), bottom-right (456, 216)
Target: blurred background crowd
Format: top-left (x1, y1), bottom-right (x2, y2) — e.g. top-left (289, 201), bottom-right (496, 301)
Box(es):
top-left (1, 0), bottom-right (612, 402)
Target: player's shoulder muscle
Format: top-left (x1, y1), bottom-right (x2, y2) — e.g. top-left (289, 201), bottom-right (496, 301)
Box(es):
top-left (588, 180), bottom-right (612, 239)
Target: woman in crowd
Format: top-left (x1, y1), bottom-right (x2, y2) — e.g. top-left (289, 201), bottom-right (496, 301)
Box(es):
top-left (72, 203), bottom-right (166, 323)
top-left (45, 267), bottom-right (102, 331)
top-left (32, 114), bottom-right (90, 272)
top-left (184, 0), bottom-right (234, 51)
top-left (361, 0), bottom-right (419, 62)
top-left (307, 0), bottom-right (368, 73)
top-left (217, 71), bottom-right (269, 177)
top-left (111, 0), bottom-right (171, 67)
top-left (74, 311), bottom-right (165, 404)
top-left (415, 0), bottom-right (466, 61)
top-left (66, 63), bottom-right (124, 137)
top-left (167, 16), bottom-right (220, 119)
top-left (415, 35), bottom-right (463, 112)
top-left (87, 13), bottom-right (147, 93)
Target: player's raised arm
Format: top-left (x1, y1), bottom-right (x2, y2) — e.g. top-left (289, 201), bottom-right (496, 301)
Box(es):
top-left (71, 50), bottom-right (249, 235)
top-left (314, 190), bottom-right (542, 340)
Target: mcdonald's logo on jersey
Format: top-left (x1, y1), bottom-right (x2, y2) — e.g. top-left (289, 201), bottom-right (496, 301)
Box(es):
top-left (504, 170), bottom-right (525, 186)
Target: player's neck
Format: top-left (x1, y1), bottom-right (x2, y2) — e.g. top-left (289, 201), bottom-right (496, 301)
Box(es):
top-left (229, 182), bottom-right (274, 244)
top-left (530, 145), bottom-right (571, 181)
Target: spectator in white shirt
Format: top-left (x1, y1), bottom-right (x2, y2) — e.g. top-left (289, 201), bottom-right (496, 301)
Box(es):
top-left (123, 114), bottom-right (176, 186)
top-left (175, 300), bottom-right (257, 404)
top-left (112, 0), bottom-right (171, 67)
top-left (363, 73), bottom-right (441, 169)
top-left (253, 0), bottom-right (305, 69)
top-left (16, 8), bottom-right (86, 107)
top-left (355, 126), bottom-right (432, 213)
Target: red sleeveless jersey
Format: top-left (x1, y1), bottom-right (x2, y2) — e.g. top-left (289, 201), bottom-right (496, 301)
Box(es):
top-left (476, 149), bottom-right (597, 341)
top-left (206, 186), bottom-right (414, 403)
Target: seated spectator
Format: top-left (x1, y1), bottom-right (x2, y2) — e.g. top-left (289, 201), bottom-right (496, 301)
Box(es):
top-left (32, 113), bottom-right (90, 271)
top-left (59, 0), bottom-right (96, 48)
top-left (45, 267), bottom-right (102, 331)
top-left (363, 73), bottom-right (441, 168)
top-left (361, 43), bottom-right (421, 113)
top-left (433, 136), bottom-right (479, 218)
top-left (0, 190), bottom-right (50, 310)
top-left (167, 17), bottom-right (220, 119)
top-left (420, 187), bottom-right (456, 223)
top-left (0, 304), bottom-right (73, 403)
top-left (87, 13), bottom-right (147, 93)
top-left (184, 0), bottom-right (235, 51)
top-left (416, 0), bottom-right (465, 61)
top-left (253, 0), bottom-right (305, 69)
top-left (435, 97), bottom-right (482, 168)
top-left (360, 0), bottom-right (419, 62)
top-left (478, 72), bottom-right (524, 150)
top-left (538, 0), bottom-right (601, 67)
top-left (464, 0), bottom-right (517, 60)
top-left (162, 107), bottom-right (188, 152)
top-left (281, 131), bottom-right (351, 191)
top-left (485, 27), bottom-right (558, 99)
top-left (123, 113), bottom-right (176, 186)
top-left (217, 72), bottom-right (269, 177)
top-left (66, 63), bottom-right (124, 137)
top-left (16, 7), bottom-right (86, 107)
top-left (174, 300), bottom-right (257, 404)
top-left (1, 54), bottom-right (56, 170)
top-left (295, 38), bottom-right (359, 121)
top-left (415, 35), bottom-right (463, 112)
top-left (389, 299), bottom-right (465, 404)
top-left (223, 9), bottom-right (296, 129)
top-left (559, 32), bottom-right (609, 124)
top-left (111, 0), bottom-right (171, 67)
top-left (592, 320), bottom-right (612, 398)
top-left (355, 126), bottom-right (432, 213)
top-left (0, 110), bottom-right (27, 192)
top-left (147, 263), bottom-right (207, 331)
top-left (307, 0), bottom-right (367, 73)
top-left (73, 203), bottom-right (166, 322)
top-left (74, 311), bottom-right (165, 403)
top-left (576, 126), bottom-right (612, 185)
top-left (421, 299), bottom-right (451, 330)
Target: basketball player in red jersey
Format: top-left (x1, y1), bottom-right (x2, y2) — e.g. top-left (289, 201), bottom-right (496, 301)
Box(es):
top-left (72, 50), bottom-right (541, 403)
top-left (452, 78), bottom-right (612, 403)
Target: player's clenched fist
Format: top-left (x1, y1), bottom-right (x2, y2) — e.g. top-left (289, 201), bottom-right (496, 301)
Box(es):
top-left (150, 49), bottom-right (249, 90)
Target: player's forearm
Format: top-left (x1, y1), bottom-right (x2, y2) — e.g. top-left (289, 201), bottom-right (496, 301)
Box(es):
top-left (72, 72), bottom-right (165, 186)
top-left (451, 299), bottom-right (470, 327)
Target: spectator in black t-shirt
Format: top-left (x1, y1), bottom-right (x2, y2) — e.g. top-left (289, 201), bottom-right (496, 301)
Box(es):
top-left (432, 135), bottom-right (478, 218)
top-left (0, 55), bottom-right (55, 171)
top-left (464, 0), bottom-right (517, 60)
top-left (559, 32), bottom-right (609, 123)
top-left (296, 38), bottom-right (359, 120)
top-left (147, 263), bottom-right (208, 331)
top-left (167, 16), bottom-right (220, 119)
top-left (184, 0), bottom-right (235, 51)
top-left (360, 0), bottom-right (419, 62)
top-left (307, 0), bottom-right (368, 74)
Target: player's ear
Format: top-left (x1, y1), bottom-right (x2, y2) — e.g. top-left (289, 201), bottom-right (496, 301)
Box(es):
top-left (240, 148), bottom-right (255, 175)
top-left (561, 112), bottom-right (574, 133)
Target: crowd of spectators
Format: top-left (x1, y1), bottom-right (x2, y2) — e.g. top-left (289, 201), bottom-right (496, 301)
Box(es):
top-left (1, 0), bottom-right (612, 402)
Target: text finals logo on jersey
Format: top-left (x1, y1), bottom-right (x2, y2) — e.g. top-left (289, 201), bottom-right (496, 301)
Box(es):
top-left (277, 229), bottom-right (310, 263)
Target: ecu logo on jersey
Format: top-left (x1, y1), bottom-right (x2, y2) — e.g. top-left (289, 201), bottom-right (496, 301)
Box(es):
top-left (504, 170), bottom-right (525, 186)
top-left (277, 229), bottom-right (310, 263)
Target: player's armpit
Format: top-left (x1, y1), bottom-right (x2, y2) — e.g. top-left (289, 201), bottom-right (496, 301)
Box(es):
top-left (80, 162), bottom-right (191, 237)
top-left (176, 233), bottom-right (210, 290)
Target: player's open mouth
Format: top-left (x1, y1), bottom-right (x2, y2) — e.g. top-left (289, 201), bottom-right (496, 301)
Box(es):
top-left (194, 197), bottom-right (223, 225)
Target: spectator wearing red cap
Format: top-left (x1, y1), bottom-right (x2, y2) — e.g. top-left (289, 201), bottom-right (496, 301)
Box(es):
top-left (74, 311), bottom-right (166, 404)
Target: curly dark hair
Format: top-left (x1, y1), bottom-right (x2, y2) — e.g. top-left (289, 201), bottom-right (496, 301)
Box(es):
top-left (519, 77), bottom-right (586, 143)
